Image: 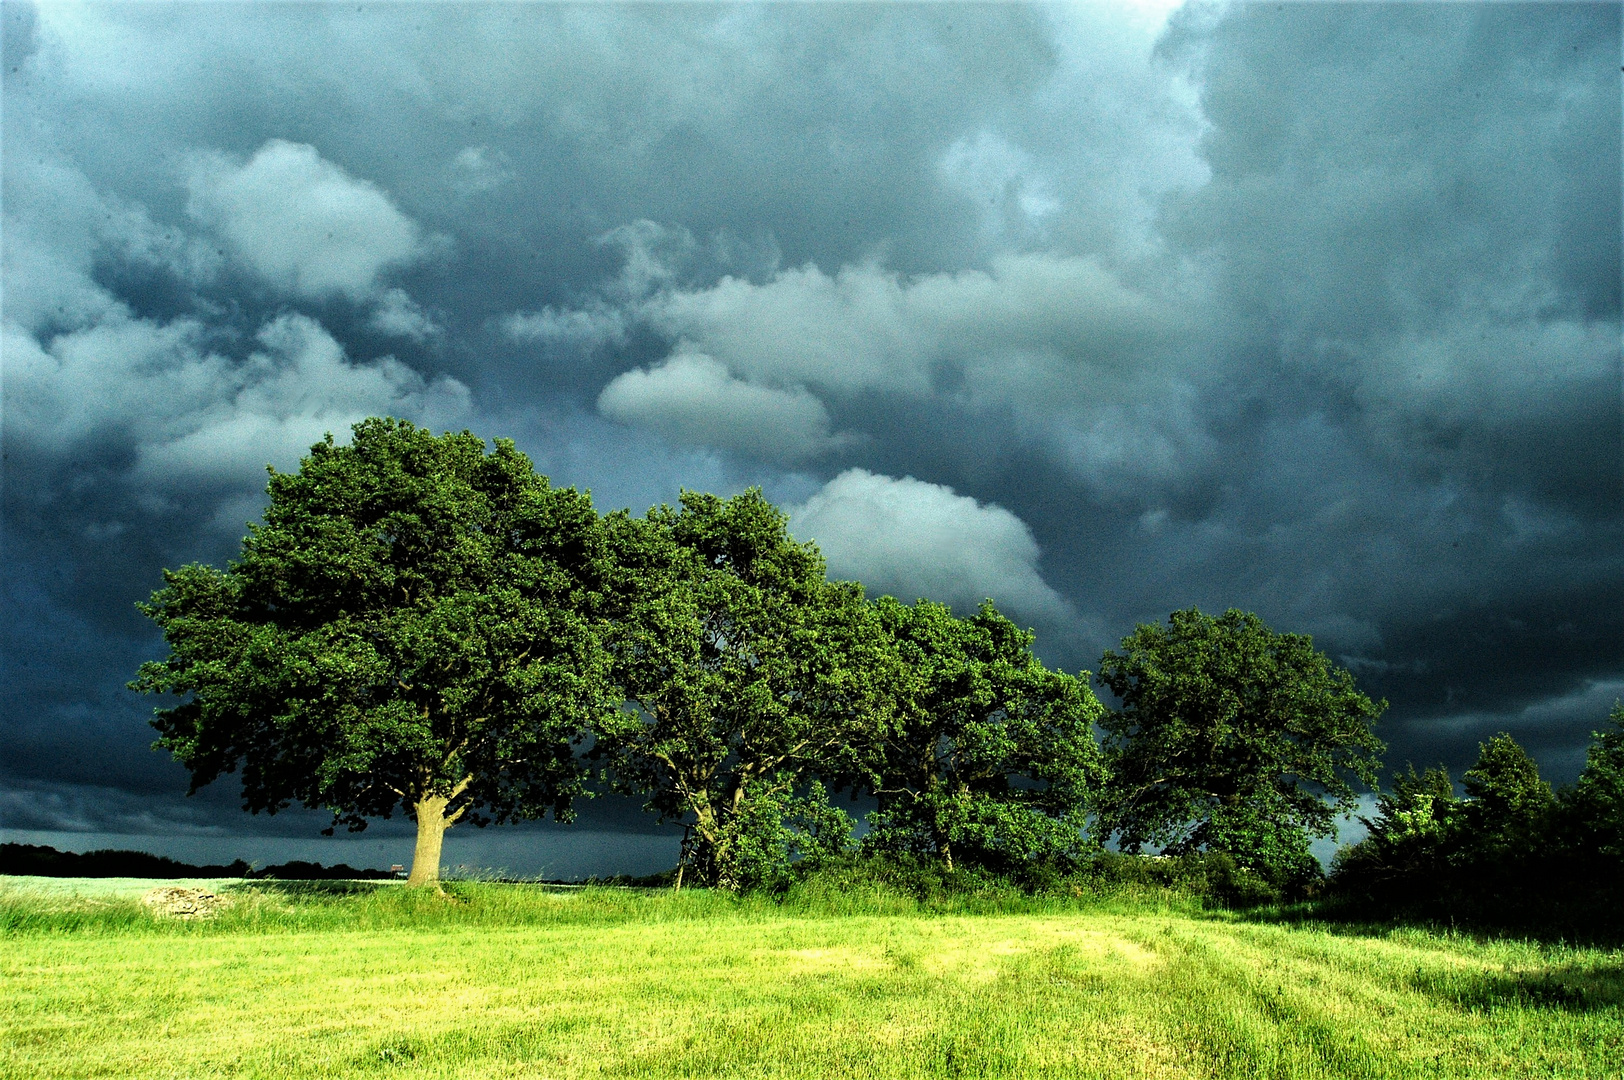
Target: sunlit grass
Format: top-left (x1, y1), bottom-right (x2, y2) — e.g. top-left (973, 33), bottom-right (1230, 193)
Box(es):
top-left (2, 877), bottom-right (1619, 1078)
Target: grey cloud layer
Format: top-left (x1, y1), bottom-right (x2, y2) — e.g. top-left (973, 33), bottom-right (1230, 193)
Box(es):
top-left (2, 2), bottom-right (1618, 848)
top-left (1159, 1), bottom-right (1619, 509)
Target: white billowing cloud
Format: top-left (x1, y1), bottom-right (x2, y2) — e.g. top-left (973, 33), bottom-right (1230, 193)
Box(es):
top-left (787, 468), bottom-right (1073, 624)
top-left (585, 249), bottom-right (1202, 487)
top-left (2, 150), bottom-right (462, 494)
top-left (646, 253), bottom-right (1181, 408)
top-left (8, 311), bottom-right (470, 492)
top-left (500, 304), bottom-right (628, 351)
top-left (135, 314), bottom-right (470, 485)
top-left (187, 139), bottom-right (431, 301)
top-left (597, 353), bottom-right (848, 463)
top-left (450, 145), bottom-right (514, 195)
top-left (368, 288), bottom-right (441, 340)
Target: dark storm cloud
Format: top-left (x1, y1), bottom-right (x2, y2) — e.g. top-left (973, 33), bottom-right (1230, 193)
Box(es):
top-left (16, 4), bottom-right (1067, 364)
top-left (1159, 2), bottom-right (1620, 496)
top-left (1139, 1), bottom-right (1622, 759)
top-left (3, 2), bottom-right (1619, 865)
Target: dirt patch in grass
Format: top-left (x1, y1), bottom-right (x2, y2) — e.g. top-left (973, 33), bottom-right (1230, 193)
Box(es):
top-left (140, 886), bottom-right (232, 920)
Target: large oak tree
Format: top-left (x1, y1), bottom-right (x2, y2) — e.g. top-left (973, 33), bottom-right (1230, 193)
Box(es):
top-left (132, 418), bottom-right (616, 886)
top-left (1096, 608), bottom-right (1385, 888)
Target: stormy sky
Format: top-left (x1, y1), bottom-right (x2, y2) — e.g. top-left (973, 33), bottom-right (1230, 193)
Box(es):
top-left (3, 1), bottom-right (1619, 877)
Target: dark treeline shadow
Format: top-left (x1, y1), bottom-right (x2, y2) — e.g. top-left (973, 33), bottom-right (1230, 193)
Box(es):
top-left (0, 842), bottom-right (398, 882)
top-left (1238, 869), bottom-right (1624, 951)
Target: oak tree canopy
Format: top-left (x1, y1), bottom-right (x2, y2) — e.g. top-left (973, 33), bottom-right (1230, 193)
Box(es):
top-left (863, 597), bottom-right (1106, 874)
top-left (1096, 608), bottom-right (1385, 889)
top-left (132, 418), bottom-right (616, 886)
top-left (596, 489), bottom-right (892, 889)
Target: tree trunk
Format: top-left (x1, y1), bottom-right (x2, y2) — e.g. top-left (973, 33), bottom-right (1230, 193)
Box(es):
top-left (932, 798), bottom-right (953, 871)
top-left (686, 799), bottom-right (722, 886)
top-left (407, 794), bottom-right (451, 888)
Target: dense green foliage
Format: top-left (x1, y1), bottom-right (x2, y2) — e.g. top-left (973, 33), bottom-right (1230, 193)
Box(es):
top-left (1096, 608), bottom-right (1386, 892)
top-left (1331, 764), bottom-right (1459, 891)
top-left (861, 598), bottom-right (1106, 876)
top-left (595, 489), bottom-right (890, 890)
top-left (1567, 704), bottom-right (1624, 860)
top-left (1459, 733), bottom-right (1558, 858)
top-left (131, 419), bottom-right (617, 884)
top-left (128, 417), bottom-right (1619, 926)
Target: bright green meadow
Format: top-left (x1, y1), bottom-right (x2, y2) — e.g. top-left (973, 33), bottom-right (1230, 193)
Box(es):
top-left (2, 876), bottom-right (1620, 1079)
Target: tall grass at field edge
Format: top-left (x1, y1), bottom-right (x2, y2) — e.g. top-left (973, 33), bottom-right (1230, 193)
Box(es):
top-left (0, 870), bottom-right (1216, 938)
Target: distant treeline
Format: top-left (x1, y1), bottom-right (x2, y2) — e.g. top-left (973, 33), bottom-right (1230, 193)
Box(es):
top-left (0, 843), bottom-right (398, 881)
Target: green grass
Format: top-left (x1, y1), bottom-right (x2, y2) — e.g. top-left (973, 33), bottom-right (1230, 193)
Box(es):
top-left (2, 877), bottom-right (1620, 1079)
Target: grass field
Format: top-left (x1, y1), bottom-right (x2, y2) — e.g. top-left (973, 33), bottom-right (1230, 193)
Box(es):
top-left (2, 876), bottom-right (1620, 1079)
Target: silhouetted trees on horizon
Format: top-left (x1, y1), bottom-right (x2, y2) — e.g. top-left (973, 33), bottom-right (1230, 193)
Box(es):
top-left (1330, 708), bottom-right (1624, 931)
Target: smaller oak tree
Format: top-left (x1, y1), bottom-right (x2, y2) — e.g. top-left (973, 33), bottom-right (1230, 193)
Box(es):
top-left (863, 597), bottom-right (1105, 874)
top-left (597, 489), bottom-right (890, 890)
top-left (1097, 608), bottom-right (1385, 890)
top-left (132, 418), bottom-right (616, 886)
top-left (1330, 763), bottom-right (1457, 898)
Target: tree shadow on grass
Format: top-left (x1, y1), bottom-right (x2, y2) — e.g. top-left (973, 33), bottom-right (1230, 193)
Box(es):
top-left (1405, 961), bottom-right (1624, 1014)
top-left (1210, 900), bottom-right (1623, 1016)
top-left (1236, 892), bottom-right (1624, 951)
